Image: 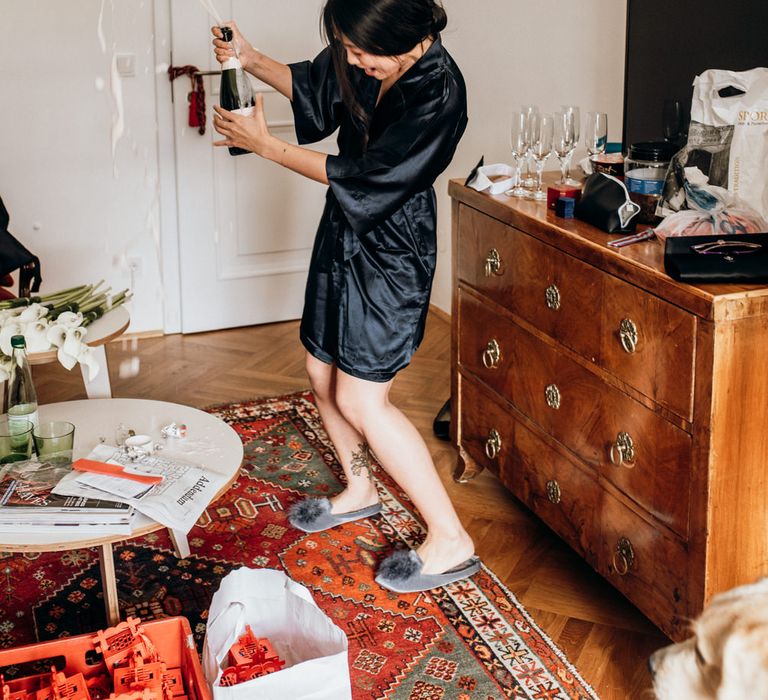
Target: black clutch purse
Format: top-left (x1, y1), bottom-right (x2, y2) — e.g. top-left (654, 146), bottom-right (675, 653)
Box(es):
top-left (574, 172), bottom-right (641, 233)
top-left (663, 233), bottom-right (768, 283)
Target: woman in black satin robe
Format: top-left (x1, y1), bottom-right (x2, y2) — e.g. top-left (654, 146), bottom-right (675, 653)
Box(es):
top-left (212, 0), bottom-right (478, 592)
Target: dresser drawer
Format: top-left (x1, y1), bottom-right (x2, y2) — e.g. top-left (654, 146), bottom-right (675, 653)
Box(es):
top-left (601, 274), bottom-right (696, 420)
top-left (513, 418), bottom-right (598, 562)
top-left (457, 205), bottom-right (602, 361)
top-left (458, 372), bottom-right (517, 480)
top-left (458, 289), bottom-right (693, 537)
top-left (457, 205), bottom-right (516, 305)
top-left (597, 487), bottom-right (689, 638)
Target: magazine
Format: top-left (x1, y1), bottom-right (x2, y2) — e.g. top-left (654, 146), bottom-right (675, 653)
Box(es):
top-left (0, 460), bottom-right (134, 525)
top-left (53, 445), bottom-right (229, 533)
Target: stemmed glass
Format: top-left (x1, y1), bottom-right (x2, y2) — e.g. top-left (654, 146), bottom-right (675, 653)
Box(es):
top-left (520, 104), bottom-right (539, 189)
top-left (561, 105), bottom-right (580, 185)
top-left (529, 113), bottom-right (554, 201)
top-left (508, 111), bottom-right (531, 198)
top-left (553, 111), bottom-right (576, 185)
top-left (585, 111), bottom-right (608, 159)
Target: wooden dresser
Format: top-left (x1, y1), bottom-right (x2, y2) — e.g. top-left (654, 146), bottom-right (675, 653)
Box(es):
top-left (449, 180), bottom-right (768, 641)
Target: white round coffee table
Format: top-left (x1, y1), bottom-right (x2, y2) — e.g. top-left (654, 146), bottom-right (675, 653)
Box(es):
top-left (0, 398), bottom-right (243, 625)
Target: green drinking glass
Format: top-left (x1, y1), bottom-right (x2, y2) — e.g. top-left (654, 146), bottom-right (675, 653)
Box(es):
top-left (0, 418), bottom-right (34, 463)
top-left (32, 421), bottom-right (76, 464)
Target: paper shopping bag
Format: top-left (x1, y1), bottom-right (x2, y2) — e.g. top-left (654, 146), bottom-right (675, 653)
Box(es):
top-left (203, 568), bottom-right (351, 700)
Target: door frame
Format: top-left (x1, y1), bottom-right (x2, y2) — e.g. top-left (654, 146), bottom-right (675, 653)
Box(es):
top-left (153, 0), bottom-right (183, 334)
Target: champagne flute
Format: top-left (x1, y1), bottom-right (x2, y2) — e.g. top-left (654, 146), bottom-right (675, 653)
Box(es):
top-left (508, 111), bottom-right (531, 198)
top-left (521, 104), bottom-right (540, 189)
top-left (530, 113), bottom-right (554, 201)
top-left (561, 104), bottom-right (581, 185)
top-left (585, 111), bottom-right (608, 159)
top-left (553, 111), bottom-right (576, 185)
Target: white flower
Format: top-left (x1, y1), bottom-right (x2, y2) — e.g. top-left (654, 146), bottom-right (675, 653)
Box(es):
top-left (56, 311), bottom-right (84, 328)
top-left (46, 324), bottom-right (67, 348)
top-left (0, 321), bottom-right (23, 356)
top-left (77, 345), bottom-right (101, 381)
top-left (23, 320), bottom-right (52, 352)
top-left (18, 303), bottom-right (49, 323)
top-left (57, 327), bottom-right (89, 371)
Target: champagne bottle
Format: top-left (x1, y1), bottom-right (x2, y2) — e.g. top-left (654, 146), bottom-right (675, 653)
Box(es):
top-left (219, 26), bottom-right (254, 156)
top-left (6, 335), bottom-right (39, 430)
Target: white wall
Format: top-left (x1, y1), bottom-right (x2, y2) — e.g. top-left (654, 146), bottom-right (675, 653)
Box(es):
top-left (0, 0), bottom-right (164, 333)
top-left (431, 0), bottom-right (628, 312)
top-left (0, 0), bottom-right (627, 330)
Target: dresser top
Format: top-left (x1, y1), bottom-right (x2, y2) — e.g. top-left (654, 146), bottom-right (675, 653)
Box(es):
top-left (449, 179), bottom-right (768, 322)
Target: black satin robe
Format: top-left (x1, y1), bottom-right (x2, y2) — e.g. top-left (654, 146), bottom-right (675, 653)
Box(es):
top-left (289, 37), bottom-right (467, 382)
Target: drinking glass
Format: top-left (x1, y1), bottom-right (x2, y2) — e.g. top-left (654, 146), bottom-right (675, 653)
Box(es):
top-left (520, 104), bottom-right (540, 189)
top-left (508, 111), bottom-right (531, 198)
top-left (553, 111), bottom-right (576, 185)
top-left (33, 421), bottom-right (76, 464)
top-left (0, 419), bottom-right (33, 463)
top-left (530, 113), bottom-right (554, 201)
top-left (561, 104), bottom-right (581, 185)
top-left (585, 111), bottom-right (608, 158)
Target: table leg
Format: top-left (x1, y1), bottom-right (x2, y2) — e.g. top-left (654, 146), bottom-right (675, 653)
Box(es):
top-left (169, 528), bottom-right (191, 559)
top-left (82, 345), bottom-right (112, 399)
top-left (99, 542), bottom-right (121, 626)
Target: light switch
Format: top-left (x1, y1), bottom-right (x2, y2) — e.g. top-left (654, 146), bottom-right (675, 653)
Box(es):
top-left (116, 53), bottom-right (136, 77)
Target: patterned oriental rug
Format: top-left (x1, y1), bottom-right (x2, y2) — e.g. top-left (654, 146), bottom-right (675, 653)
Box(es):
top-left (0, 392), bottom-right (599, 700)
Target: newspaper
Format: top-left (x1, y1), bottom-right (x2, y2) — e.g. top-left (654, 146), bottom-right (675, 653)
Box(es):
top-left (52, 444), bottom-right (229, 533)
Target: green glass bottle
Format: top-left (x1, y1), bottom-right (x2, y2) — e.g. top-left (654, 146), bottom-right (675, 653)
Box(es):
top-left (219, 26), bottom-right (254, 156)
top-left (6, 335), bottom-right (39, 430)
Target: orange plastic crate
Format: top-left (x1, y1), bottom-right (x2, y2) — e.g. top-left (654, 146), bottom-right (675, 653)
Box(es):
top-left (0, 619), bottom-right (209, 700)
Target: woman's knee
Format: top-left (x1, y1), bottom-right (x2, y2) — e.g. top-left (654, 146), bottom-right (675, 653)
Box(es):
top-left (334, 376), bottom-right (390, 433)
top-left (305, 353), bottom-right (334, 402)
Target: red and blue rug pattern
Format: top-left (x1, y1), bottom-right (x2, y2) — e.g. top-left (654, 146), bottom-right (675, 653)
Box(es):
top-left (0, 392), bottom-right (599, 699)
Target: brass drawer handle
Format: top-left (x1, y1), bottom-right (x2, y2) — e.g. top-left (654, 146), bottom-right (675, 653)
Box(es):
top-left (612, 536), bottom-right (635, 576)
top-left (609, 431), bottom-right (636, 468)
top-left (545, 284), bottom-right (561, 311)
top-left (484, 428), bottom-right (502, 459)
top-left (546, 479), bottom-right (561, 504)
top-left (482, 339), bottom-right (501, 369)
top-left (618, 318), bottom-right (639, 354)
top-left (484, 248), bottom-right (503, 277)
top-left (544, 383), bottom-right (561, 410)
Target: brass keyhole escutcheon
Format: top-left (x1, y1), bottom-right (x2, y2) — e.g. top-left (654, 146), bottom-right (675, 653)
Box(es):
top-left (484, 428), bottom-right (502, 459)
top-left (545, 384), bottom-right (561, 410)
top-left (613, 536), bottom-right (635, 576)
top-left (609, 431), bottom-right (636, 468)
top-left (545, 284), bottom-right (561, 311)
top-left (484, 248), bottom-right (503, 277)
top-left (546, 479), bottom-right (561, 504)
top-left (482, 339), bottom-right (501, 369)
top-left (619, 318), bottom-right (639, 354)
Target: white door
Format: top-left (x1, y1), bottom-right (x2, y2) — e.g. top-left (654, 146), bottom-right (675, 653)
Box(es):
top-left (169, 0), bottom-right (334, 333)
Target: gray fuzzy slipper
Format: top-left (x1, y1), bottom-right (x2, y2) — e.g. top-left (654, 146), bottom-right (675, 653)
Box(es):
top-left (375, 549), bottom-right (481, 593)
top-left (287, 497), bottom-right (382, 533)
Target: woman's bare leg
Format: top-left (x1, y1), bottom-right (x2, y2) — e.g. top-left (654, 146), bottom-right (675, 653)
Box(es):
top-left (335, 370), bottom-right (474, 575)
top-left (305, 352), bottom-right (379, 513)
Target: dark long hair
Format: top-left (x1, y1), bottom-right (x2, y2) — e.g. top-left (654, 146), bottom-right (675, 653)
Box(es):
top-left (322, 0), bottom-right (447, 131)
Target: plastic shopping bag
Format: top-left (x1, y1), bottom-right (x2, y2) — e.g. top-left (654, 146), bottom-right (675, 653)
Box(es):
top-left (202, 568), bottom-right (351, 700)
top-left (659, 67), bottom-right (768, 220)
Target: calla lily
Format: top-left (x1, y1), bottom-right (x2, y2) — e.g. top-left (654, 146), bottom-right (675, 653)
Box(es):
top-left (56, 345), bottom-right (79, 370)
top-left (61, 327), bottom-right (88, 361)
top-left (23, 321), bottom-right (52, 352)
top-left (56, 311), bottom-right (85, 329)
top-left (77, 345), bottom-right (101, 381)
top-left (46, 324), bottom-right (68, 348)
top-left (0, 321), bottom-right (23, 356)
top-left (18, 303), bottom-right (49, 323)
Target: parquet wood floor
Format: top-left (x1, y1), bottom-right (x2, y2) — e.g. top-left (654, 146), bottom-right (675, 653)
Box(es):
top-left (32, 312), bottom-right (667, 699)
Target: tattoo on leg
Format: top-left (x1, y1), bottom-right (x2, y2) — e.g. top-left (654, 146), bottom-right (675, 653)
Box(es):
top-left (350, 442), bottom-right (373, 478)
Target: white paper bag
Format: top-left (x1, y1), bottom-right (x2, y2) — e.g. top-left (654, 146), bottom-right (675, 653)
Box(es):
top-left (692, 67), bottom-right (768, 218)
top-left (202, 568), bottom-right (351, 700)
